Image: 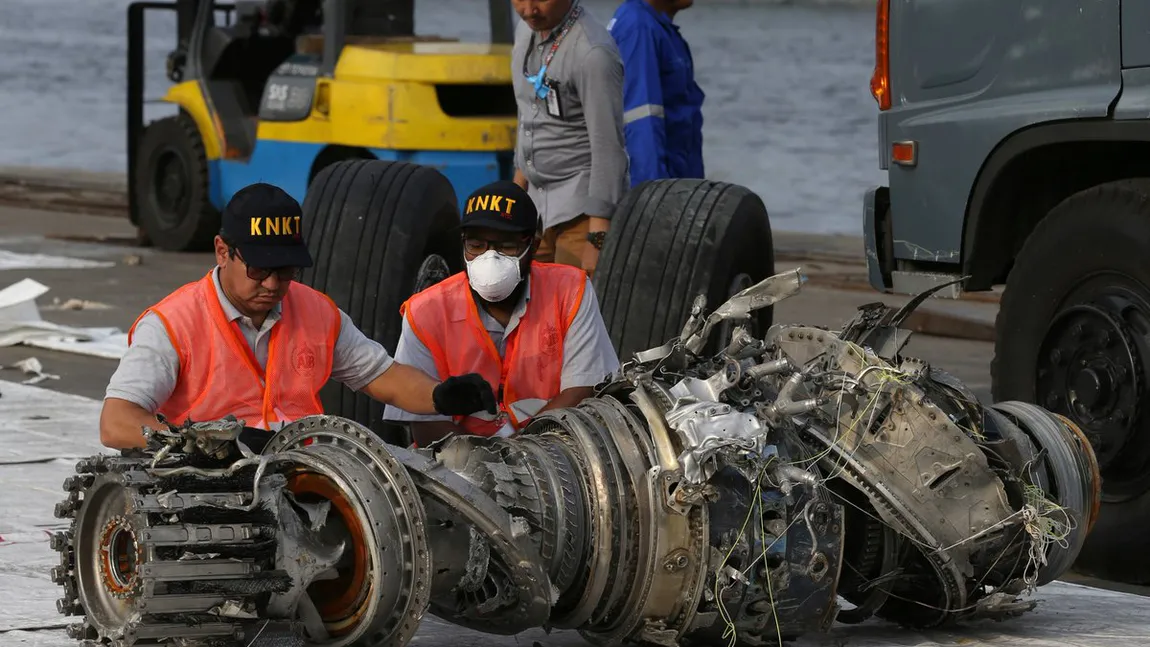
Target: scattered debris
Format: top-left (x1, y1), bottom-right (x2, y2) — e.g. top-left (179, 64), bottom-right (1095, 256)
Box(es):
top-left (0, 278), bottom-right (126, 359)
top-left (1, 357), bottom-right (60, 385)
top-left (41, 298), bottom-right (112, 311)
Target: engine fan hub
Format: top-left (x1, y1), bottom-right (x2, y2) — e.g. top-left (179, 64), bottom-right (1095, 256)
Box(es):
top-left (97, 516), bottom-right (142, 599)
top-left (286, 470), bottom-right (372, 633)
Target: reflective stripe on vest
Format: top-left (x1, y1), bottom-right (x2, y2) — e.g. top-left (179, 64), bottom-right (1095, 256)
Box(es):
top-left (128, 271), bottom-right (340, 430)
top-left (402, 262), bottom-right (587, 436)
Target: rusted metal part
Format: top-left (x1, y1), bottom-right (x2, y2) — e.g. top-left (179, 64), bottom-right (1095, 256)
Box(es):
top-left (1054, 413), bottom-right (1102, 535)
top-left (285, 471), bottom-right (370, 627)
top-left (263, 415), bottom-right (433, 646)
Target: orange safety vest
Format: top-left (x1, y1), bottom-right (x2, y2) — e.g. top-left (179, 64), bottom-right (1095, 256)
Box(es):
top-left (401, 262), bottom-right (587, 436)
top-left (127, 271), bottom-right (341, 430)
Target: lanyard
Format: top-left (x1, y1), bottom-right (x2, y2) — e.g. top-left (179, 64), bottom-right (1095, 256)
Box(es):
top-left (523, 3), bottom-right (584, 100)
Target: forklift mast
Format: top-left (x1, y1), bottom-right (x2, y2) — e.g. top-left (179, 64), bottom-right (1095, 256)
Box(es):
top-left (127, 1), bottom-right (237, 227)
top-left (169, 0), bottom-right (199, 82)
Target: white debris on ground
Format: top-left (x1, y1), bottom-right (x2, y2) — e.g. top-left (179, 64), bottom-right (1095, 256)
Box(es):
top-left (0, 250), bottom-right (114, 271)
top-left (41, 298), bottom-right (112, 311)
top-left (0, 357), bottom-right (59, 385)
top-left (0, 382), bottom-right (1147, 647)
top-left (0, 278), bottom-right (126, 360)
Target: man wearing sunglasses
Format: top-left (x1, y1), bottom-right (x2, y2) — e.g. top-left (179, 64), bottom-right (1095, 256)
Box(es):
top-left (383, 181), bottom-right (620, 446)
top-left (99, 183), bottom-right (497, 450)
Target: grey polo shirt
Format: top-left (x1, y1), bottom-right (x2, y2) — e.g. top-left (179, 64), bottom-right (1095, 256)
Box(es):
top-left (512, 7), bottom-right (630, 230)
top-left (382, 276), bottom-right (621, 424)
top-left (105, 267), bottom-right (395, 416)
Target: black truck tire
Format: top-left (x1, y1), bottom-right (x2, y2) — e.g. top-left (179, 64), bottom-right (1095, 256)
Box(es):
top-left (298, 159), bottom-right (463, 444)
top-left (133, 112), bottom-right (220, 251)
top-left (991, 178), bottom-right (1150, 583)
top-left (592, 179), bottom-right (775, 361)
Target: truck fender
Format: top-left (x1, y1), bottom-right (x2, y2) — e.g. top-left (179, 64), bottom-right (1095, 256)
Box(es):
top-left (962, 119), bottom-right (1150, 287)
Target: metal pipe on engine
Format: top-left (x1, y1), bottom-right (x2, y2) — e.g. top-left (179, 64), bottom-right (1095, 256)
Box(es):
top-left (631, 381), bottom-right (682, 472)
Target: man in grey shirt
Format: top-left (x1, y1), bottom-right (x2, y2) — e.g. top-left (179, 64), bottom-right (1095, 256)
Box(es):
top-left (511, 0), bottom-right (630, 276)
top-left (100, 183), bottom-right (496, 450)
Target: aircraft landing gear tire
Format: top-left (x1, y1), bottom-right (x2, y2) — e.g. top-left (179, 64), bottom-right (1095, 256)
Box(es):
top-left (133, 112), bottom-right (220, 252)
top-left (992, 178), bottom-right (1150, 584)
top-left (298, 159), bottom-right (463, 445)
top-left (592, 179), bottom-right (775, 361)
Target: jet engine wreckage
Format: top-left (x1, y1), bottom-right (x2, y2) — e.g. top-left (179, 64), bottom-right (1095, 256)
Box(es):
top-left (51, 269), bottom-right (1101, 647)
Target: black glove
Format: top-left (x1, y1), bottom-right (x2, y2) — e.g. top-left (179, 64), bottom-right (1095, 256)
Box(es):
top-left (238, 426), bottom-right (272, 454)
top-left (433, 373), bottom-right (498, 417)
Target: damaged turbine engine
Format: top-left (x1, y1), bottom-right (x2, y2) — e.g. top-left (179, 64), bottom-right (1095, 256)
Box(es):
top-left (51, 269), bottom-right (1101, 646)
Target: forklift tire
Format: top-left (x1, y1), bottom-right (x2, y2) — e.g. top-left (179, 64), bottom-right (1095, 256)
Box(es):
top-left (133, 112), bottom-right (220, 251)
top-left (592, 179), bottom-right (775, 361)
top-left (298, 159), bottom-right (463, 445)
top-left (991, 178), bottom-right (1150, 584)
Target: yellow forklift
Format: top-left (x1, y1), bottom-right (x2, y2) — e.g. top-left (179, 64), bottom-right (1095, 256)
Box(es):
top-left (127, 0), bottom-right (777, 442)
top-left (127, 0), bottom-right (518, 250)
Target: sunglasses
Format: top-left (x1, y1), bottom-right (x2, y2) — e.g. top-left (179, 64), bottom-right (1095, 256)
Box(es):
top-left (462, 234), bottom-right (533, 257)
top-left (229, 247), bottom-right (299, 282)
top-left (244, 266), bottom-right (299, 282)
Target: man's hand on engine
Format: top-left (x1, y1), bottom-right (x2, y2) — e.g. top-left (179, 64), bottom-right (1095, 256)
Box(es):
top-left (433, 374), bottom-right (499, 416)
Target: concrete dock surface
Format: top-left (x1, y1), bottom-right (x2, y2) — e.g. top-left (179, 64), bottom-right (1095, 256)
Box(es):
top-left (0, 168), bottom-right (1142, 646)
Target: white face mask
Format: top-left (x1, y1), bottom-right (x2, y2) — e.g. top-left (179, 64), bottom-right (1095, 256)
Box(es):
top-left (466, 249), bottom-right (525, 302)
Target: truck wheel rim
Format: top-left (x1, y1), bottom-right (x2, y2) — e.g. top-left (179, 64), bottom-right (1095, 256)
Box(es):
top-left (1038, 284), bottom-right (1150, 501)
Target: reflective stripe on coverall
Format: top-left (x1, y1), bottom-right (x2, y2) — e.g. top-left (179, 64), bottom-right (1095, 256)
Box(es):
top-left (608, 0), bottom-right (706, 186)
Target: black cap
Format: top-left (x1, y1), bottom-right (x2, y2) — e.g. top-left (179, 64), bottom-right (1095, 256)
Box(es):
top-left (460, 181), bottom-right (538, 234)
top-left (220, 183), bottom-right (313, 268)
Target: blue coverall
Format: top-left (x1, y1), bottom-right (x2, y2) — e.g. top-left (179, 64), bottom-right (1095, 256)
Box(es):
top-left (608, 0), bottom-right (706, 186)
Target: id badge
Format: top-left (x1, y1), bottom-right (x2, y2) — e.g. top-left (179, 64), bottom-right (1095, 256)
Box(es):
top-left (545, 79), bottom-right (564, 119)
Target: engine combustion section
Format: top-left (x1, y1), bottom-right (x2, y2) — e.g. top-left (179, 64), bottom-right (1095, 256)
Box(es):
top-left (52, 270), bottom-right (1101, 646)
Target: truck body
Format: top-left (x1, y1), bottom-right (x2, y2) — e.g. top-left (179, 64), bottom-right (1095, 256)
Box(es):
top-left (865, 0), bottom-right (1150, 583)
